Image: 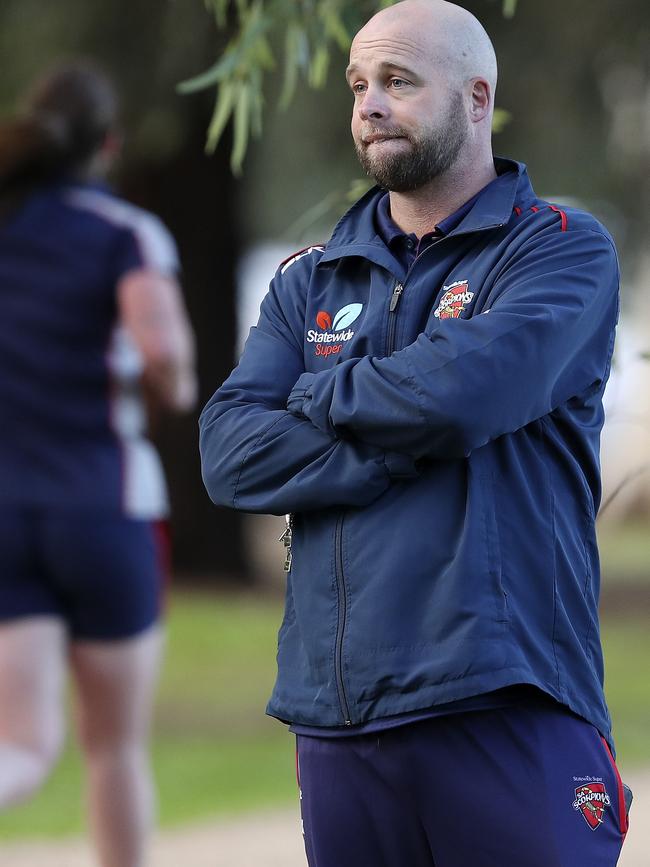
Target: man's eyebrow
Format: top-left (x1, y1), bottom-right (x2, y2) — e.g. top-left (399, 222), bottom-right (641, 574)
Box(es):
top-left (345, 61), bottom-right (419, 82)
top-left (345, 63), bottom-right (358, 81)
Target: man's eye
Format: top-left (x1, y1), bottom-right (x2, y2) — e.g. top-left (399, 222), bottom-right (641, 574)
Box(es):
top-left (352, 83), bottom-right (366, 94)
top-left (390, 78), bottom-right (406, 89)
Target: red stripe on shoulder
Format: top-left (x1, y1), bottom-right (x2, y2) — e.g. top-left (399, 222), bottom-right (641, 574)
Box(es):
top-left (549, 205), bottom-right (568, 232)
top-left (279, 245), bottom-right (325, 274)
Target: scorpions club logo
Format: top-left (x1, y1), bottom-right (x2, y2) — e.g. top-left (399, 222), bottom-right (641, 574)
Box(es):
top-left (434, 280), bottom-right (474, 320)
top-left (572, 782), bottom-right (611, 830)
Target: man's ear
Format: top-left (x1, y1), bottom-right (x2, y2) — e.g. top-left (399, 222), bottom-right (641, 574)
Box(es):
top-left (469, 78), bottom-right (491, 123)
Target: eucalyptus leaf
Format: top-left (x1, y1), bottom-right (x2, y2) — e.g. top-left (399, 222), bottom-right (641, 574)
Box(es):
top-left (186, 0), bottom-right (520, 173)
top-left (309, 45), bottom-right (330, 88)
top-left (283, 190), bottom-right (344, 241)
top-left (346, 178), bottom-right (373, 202)
top-left (492, 108), bottom-right (512, 133)
top-left (235, 0), bottom-right (251, 20)
top-left (177, 57), bottom-right (231, 94)
top-left (206, 0), bottom-right (230, 27)
top-left (205, 82), bottom-right (236, 152)
top-left (250, 68), bottom-right (265, 137)
top-left (231, 81), bottom-right (251, 173)
top-left (280, 23), bottom-right (302, 109)
top-left (255, 34), bottom-right (276, 71)
top-left (322, 6), bottom-right (352, 51)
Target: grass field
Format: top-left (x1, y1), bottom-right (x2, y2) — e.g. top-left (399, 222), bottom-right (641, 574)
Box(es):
top-left (597, 522), bottom-right (650, 585)
top-left (0, 593), bottom-right (297, 840)
top-left (0, 528), bottom-right (648, 840)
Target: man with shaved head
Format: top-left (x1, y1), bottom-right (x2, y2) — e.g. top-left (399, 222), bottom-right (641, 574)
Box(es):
top-left (349, 0), bottom-right (497, 201)
top-left (200, 1), bottom-right (629, 863)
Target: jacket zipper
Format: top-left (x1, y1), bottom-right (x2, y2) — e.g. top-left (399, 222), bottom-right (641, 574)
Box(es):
top-left (386, 235), bottom-right (450, 355)
top-left (334, 515), bottom-right (352, 724)
top-left (387, 281), bottom-right (404, 354)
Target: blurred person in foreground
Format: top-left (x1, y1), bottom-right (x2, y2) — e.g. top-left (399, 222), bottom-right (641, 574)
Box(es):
top-left (0, 61), bottom-right (196, 866)
top-left (200, 1), bottom-right (630, 865)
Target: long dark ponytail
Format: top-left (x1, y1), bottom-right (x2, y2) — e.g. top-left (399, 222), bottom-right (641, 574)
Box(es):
top-left (0, 61), bottom-right (118, 206)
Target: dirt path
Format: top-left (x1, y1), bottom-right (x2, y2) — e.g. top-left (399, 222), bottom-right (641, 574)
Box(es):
top-left (0, 806), bottom-right (306, 867)
top-left (0, 769), bottom-right (647, 866)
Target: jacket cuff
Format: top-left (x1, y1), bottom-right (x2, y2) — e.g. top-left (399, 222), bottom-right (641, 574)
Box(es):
top-left (287, 374), bottom-right (315, 419)
top-left (383, 451), bottom-right (419, 480)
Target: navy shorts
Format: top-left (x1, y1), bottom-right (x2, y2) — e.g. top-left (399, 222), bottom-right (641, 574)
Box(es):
top-left (297, 701), bottom-right (629, 867)
top-left (0, 508), bottom-right (169, 640)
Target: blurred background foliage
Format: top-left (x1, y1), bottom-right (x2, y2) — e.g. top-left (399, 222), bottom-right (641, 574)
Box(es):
top-left (178, 0), bottom-right (516, 172)
top-left (0, 0), bottom-right (647, 578)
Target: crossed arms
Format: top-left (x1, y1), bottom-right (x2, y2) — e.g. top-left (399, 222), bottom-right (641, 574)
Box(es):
top-left (199, 229), bottom-right (618, 515)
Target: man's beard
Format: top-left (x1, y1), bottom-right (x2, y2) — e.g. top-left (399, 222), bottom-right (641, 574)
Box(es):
top-left (354, 92), bottom-right (467, 193)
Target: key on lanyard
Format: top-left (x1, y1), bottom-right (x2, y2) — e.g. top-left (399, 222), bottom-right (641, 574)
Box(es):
top-left (278, 514), bottom-right (293, 572)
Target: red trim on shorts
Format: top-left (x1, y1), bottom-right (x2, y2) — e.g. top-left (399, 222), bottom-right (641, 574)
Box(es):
top-left (153, 520), bottom-right (172, 615)
top-left (549, 205), bottom-right (568, 232)
top-left (296, 744), bottom-right (301, 788)
top-left (530, 206), bottom-right (540, 213)
top-left (513, 206), bottom-right (522, 216)
top-left (601, 736), bottom-right (629, 838)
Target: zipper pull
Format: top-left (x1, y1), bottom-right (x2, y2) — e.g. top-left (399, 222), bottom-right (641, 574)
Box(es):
top-left (278, 513), bottom-right (293, 572)
top-left (389, 282), bottom-right (404, 313)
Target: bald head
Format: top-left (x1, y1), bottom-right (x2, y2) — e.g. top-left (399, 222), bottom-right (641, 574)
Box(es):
top-left (348, 0), bottom-right (498, 196)
top-left (353, 0), bottom-right (497, 95)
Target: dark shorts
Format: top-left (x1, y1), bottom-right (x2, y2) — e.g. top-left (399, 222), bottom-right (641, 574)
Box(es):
top-left (0, 508), bottom-right (170, 640)
top-left (297, 701), bottom-right (629, 867)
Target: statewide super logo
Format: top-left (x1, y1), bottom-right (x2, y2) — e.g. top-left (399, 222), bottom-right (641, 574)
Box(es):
top-left (307, 303), bottom-right (363, 357)
top-left (434, 280), bottom-right (474, 320)
top-left (572, 783), bottom-right (611, 830)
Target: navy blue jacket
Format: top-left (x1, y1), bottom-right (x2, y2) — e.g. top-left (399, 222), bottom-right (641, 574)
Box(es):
top-left (200, 160), bottom-right (619, 742)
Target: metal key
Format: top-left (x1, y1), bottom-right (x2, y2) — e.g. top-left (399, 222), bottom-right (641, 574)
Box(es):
top-left (278, 514), bottom-right (293, 572)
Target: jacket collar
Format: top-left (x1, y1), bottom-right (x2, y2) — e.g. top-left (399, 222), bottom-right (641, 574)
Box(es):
top-left (319, 158), bottom-right (533, 270)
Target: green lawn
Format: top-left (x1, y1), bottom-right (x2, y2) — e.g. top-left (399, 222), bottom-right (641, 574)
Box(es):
top-left (0, 588), bottom-right (647, 839)
top-left (0, 592), bottom-right (296, 840)
top-left (602, 618), bottom-right (650, 767)
top-left (598, 521), bottom-right (650, 584)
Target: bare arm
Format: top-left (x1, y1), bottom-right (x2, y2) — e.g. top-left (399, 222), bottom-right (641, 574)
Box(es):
top-left (118, 268), bottom-right (197, 412)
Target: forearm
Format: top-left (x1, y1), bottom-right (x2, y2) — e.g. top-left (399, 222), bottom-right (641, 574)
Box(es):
top-left (200, 398), bottom-right (416, 515)
top-left (141, 319), bottom-right (197, 412)
top-left (119, 268), bottom-right (198, 412)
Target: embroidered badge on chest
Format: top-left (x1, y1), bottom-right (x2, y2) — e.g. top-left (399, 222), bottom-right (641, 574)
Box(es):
top-left (572, 782), bottom-right (611, 830)
top-left (434, 280), bottom-right (475, 320)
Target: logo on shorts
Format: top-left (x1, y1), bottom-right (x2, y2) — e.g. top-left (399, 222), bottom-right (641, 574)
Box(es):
top-left (572, 782), bottom-right (611, 830)
top-left (434, 280), bottom-right (474, 320)
top-left (306, 303), bottom-right (363, 358)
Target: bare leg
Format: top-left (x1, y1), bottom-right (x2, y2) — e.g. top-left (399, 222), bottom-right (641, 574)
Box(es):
top-left (0, 617), bottom-right (67, 807)
top-left (70, 624), bottom-right (164, 867)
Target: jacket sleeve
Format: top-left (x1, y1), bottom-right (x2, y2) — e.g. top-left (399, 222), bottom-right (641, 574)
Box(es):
top-left (286, 229), bottom-right (619, 460)
top-left (199, 269), bottom-right (417, 516)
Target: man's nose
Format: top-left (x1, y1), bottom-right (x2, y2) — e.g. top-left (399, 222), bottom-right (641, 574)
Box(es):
top-left (357, 88), bottom-right (388, 121)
